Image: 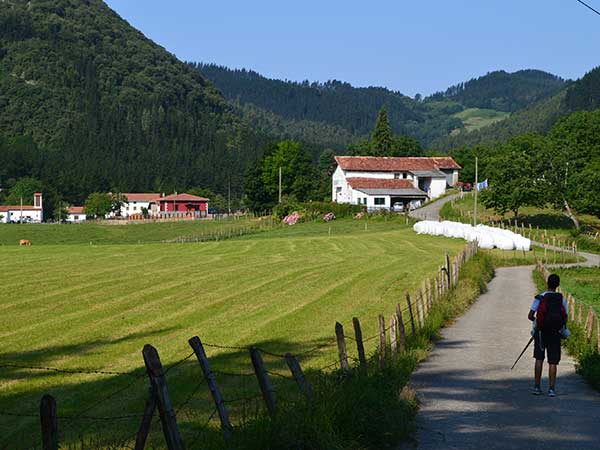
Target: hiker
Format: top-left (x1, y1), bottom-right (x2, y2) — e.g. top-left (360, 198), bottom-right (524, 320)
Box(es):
top-left (528, 273), bottom-right (568, 397)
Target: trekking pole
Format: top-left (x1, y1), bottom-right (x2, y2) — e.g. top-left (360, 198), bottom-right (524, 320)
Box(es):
top-left (511, 336), bottom-right (534, 370)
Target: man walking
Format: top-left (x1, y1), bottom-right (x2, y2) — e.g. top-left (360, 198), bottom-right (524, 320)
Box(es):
top-left (528, 273), bottom-right (568, 397)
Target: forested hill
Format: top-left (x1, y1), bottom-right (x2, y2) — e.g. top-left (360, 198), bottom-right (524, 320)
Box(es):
top-left (428, 70), bottom-right (567, 112)
top-left (195, 63), bottom-right (567, 149)
top-left (433, 66), bottom-right (600, 150)
top-left (0, 0), bottom-right (263, 208)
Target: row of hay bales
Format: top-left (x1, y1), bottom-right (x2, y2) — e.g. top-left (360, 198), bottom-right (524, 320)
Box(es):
top-left (414, 220), bottom-right (531, 251)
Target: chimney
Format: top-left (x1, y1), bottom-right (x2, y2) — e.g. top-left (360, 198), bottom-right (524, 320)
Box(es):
top-left (34, 192), bottom-right (43, 209)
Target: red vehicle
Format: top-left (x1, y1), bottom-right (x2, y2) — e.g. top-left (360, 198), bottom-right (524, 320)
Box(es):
top-left (457, 181), bottom-right (472, 192)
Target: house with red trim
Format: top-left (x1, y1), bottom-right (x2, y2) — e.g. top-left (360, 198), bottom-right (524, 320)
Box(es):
top-left (0, 193), bottom-right (43, 223)
top-left (332, 156), bottom-right (461, 210)
top-left (159, 193), bottom-right (209, 218)
top-left (118, 193), bottom-right (161, 218)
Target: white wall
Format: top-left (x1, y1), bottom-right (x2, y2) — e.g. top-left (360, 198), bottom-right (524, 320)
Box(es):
top-left (66, 213), bottom-right (86, 223)
top-left (429, 178), bottom-right (447, 199)
top-left (4, 209), bottom-right (43, 223)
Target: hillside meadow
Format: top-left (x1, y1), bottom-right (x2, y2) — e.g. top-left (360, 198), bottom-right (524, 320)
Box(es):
top-left (0, 218), bottom-right (466, 448)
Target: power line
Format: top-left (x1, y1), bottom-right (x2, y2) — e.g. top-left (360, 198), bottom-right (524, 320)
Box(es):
top-left (576, 0), bottom-right (600, 16)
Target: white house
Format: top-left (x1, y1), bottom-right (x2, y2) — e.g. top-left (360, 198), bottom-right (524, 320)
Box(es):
top-left (66, 206), bottom-right (86, 223)
top-left (332, 156), bottom-right (461, 210)
top-left (113, 193), bottom-right (160, 218)
top-left (0, 192), bottom-right (44, 223)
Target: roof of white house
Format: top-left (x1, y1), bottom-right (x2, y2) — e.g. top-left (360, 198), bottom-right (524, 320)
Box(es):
top-left (347, 178), bottom-right (428, 198)
top-left (123, 193), bottom-right (160, 202)
top-left (68, 206), bottom-right (85, 214)
top-left (335, 156), bottom-right (461, 172)
top-left (0, 205), bottom-right (40, 212)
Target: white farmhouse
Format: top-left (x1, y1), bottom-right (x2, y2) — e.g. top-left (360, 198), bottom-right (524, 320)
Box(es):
top-left (66, 206), bottom-right (86, 223)
top-left (116, 193), bottom-right (160, 218)
top-left (0, 192), bottom-right (44, 223)
top-left (332, 156), bottom-right (461, 210)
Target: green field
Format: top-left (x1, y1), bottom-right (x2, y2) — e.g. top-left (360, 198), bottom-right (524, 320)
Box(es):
top-left (0, 218), bottom-right (466, 448)
top-left (452, 108), bottom-right (510, 132)
top-left (0, 216), bottom-right (274, 246)
top-left (555, 267), bottom-right (600, 314)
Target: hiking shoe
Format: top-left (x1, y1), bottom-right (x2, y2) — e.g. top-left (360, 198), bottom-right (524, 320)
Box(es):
top-left (532, 386), bottom-right (542, 395)
top-left (548, 388), bottom-right (556, 397)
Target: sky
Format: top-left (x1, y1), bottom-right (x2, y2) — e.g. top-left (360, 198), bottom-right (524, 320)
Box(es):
top-left (105, 0), bottom-right (600, 97)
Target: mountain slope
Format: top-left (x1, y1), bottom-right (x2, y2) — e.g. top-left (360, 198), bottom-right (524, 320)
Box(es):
top-left (195, 63), bottom-right (566, 149)
top-left (428, 70), bottom-right (566, 112)
top-left (0, 0), bottom-right (262, 203)
top-left (433, 65), bottom-right (600, 150)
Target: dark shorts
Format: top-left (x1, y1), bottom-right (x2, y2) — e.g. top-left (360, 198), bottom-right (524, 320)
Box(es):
top-left (533, 330), bottom-right (561, 364)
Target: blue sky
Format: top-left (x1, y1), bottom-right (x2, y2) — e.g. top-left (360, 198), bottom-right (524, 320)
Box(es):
top-left (105, 0), bottom-right (600, 96)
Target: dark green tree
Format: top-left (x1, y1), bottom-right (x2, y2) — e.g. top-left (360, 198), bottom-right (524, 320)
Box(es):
top-left (371, 107), bottom-right (394, 156)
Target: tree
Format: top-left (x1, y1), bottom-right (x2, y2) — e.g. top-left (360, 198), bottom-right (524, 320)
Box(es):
top-left (54, 200), bottom-right (69, 223)
top-left (5, 177), bottom-right (44, 205)
top-left (538, 110), bottom-right (600, 229)
top-left (371, 107), bottom-right (394, 156)
top-left (480, 134), bottom-right (546, 217)
top-left (84, 193), bottom-right (112, 219)
top-left (244, 140), bottom-right (317, 212)
top-left (110, 193), bottom-right (128, 218)
top-left (389, 135), bottom-right (423, 157)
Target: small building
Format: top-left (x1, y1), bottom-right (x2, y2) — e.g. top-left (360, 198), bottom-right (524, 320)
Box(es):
top-left (115, 193), bottom-right (160, 218)
top-left (66, 206), bottom-right (86, 223)
top-left (159, 193), bottom-right (209, 218)
top-left (0, 192), bottom-right (44, 223)
top-left (332, 156), bottom-right (461, 210)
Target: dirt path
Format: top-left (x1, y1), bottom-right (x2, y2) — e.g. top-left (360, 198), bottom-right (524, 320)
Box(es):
top-left (409, 193), bottom-right (461, 221)
top-left (408, 265), bottom-right (600, 450)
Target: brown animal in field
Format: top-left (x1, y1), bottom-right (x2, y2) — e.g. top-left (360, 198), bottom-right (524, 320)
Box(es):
top-left (19, 239), bottom-right (31, 247)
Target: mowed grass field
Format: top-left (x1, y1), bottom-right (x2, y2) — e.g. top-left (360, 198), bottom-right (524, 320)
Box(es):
top-left (0, 218), bottom-right (465, 448)
top-left (555, 267), bottom-right (600, 314)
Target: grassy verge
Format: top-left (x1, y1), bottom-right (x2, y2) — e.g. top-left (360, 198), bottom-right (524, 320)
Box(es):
top-left (533, 268), bottom-right (600, 392)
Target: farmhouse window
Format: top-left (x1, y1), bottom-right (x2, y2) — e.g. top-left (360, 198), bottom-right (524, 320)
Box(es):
top-left (394, 173), bottom-right (400, 179)
top-left (403, 173), bottom-right (408, 179)
top-left (336, 186), bottom-right (342, 193)
top-left (363, 198), bottom-right (367, 205)
top-left (374, 198), bottom-right (385, 205)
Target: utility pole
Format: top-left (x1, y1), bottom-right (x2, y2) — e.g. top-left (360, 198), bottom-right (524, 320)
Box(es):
top-left (278, 167), bottom-right (282, 204)
top-left (228, 178), bottom-right (231, 216)
top-left (474, 157), bottom-right (478, 226)
top-left (20, 195), bottom-right (23, 224)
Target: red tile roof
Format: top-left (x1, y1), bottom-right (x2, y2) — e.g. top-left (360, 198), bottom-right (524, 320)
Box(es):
top-left (335, 156), bottom-right (461, 171)
top-left (160, 193), bottom-right (209, 202)
top-left (123, 193), bottom-right (160, 202)
top-left (67, 206), bottom-right (85, 214)
top-left (0, 205), bottom-right (39, 212)
top-left (347, 178), bottom-right (416, 189)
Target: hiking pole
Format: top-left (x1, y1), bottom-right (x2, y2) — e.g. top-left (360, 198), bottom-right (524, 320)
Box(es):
top-left (511, 336), bottom-right (534, 370)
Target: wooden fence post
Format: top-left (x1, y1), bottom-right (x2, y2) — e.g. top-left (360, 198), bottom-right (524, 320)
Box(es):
top-left (352, 317), bottom-right (367, 371)
top-left (285, 353), bottom-right (313, 400)
top-left (249, 347), bottom-right (277, 416)
top-left (406, 292), bottom-right (416, 335)
top-left (378, 314), bottom-right (387, 368)
top-left (335, 322), bottom-right (350, 371)
top-left (585, 309), bottom-right (594, 341)
top-left (414, 292), bottom-right (423, 328)
top-left (396, 304), bottom-right (406, 352)
top-left (188, 336), bottom-right (233, 440)
top-left (40, 394), bottom-right (58, 450)
top-left (135, 385), bottom-right (157, 450)
top-left (445, 253), bottom-right (451, 287)
top-left (389, 315), bottom-right (398, 358)
top-left (142, 344), bottom-right (185, 450)
top-left (578, 302), bottom-right (583, 325)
